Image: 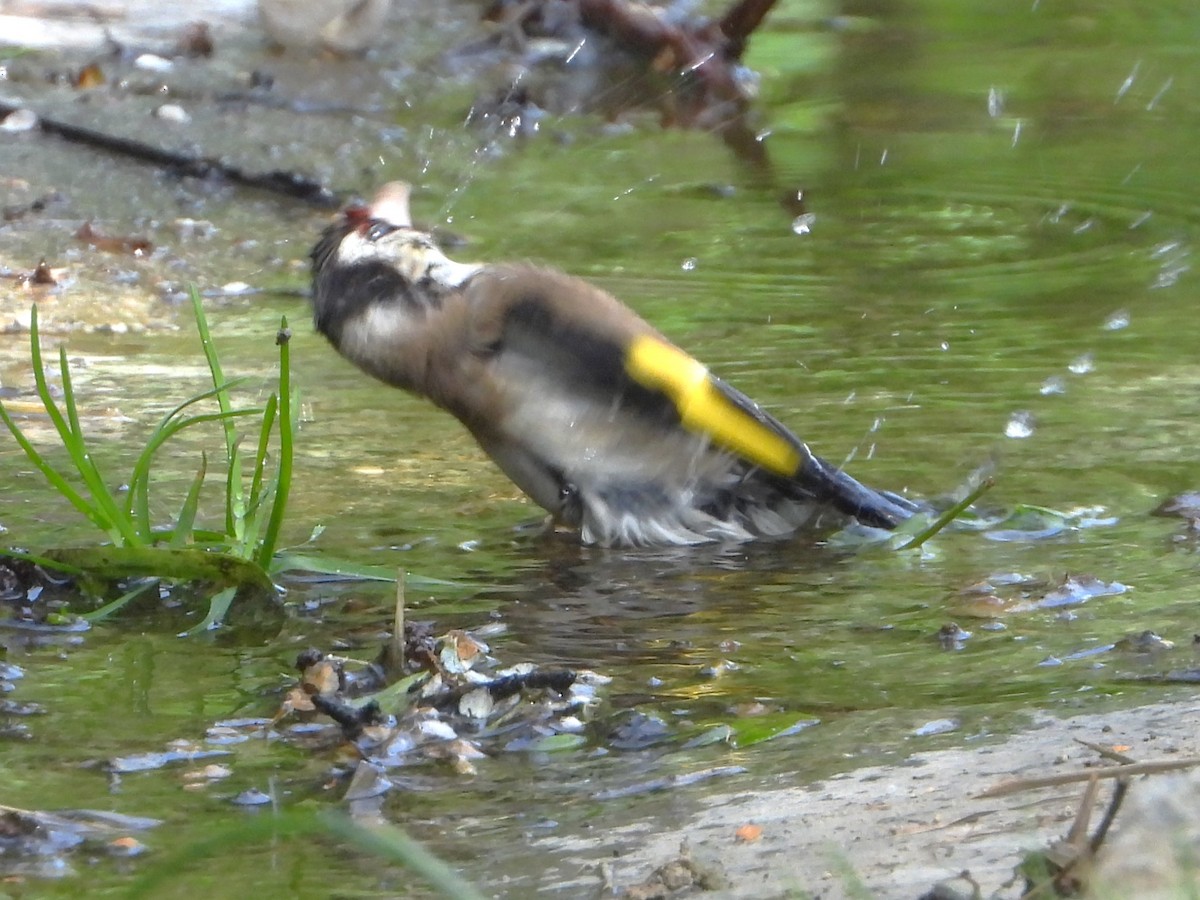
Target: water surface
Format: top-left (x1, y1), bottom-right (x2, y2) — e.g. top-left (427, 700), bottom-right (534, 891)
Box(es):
top-left (1, 1), bottom-right (1198, 895)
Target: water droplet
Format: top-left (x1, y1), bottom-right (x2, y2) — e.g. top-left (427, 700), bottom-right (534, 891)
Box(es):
top-left (791, 213), bottom-right (815, 235)
top-left (987, 87), bottom-right (1003, 118)
top-left (1068, 353), bottom-right (1094, 375)
top-left (1147, 76), bottom-right (1173, 111)
top-left (1040, 376), bottom-right (1066, 396)
top-left (1115, 61), bottom-right (1140, 102)
top-left (1103, 310), bottom-right (1130, 330)
top-left (1005, 411), bottom-right (1036, 439)
top-left (680, 257), bottom-right (697, 271)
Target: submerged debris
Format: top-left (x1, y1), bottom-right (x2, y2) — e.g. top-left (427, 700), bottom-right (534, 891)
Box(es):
top-left (75, 221), bottom-right (153, 256)
top-left (269, 624), bottom-right (610, 787)
top-left (952, 571), bottom-right (1128, 617)
top-left (0, 803), bottom-right (160, 878)
top-left (616, 840), bottom-right (729, 899)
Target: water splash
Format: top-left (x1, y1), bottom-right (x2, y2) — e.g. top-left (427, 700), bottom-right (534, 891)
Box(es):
top-left (988, 87), bottom-right (1004, 118)
top-left (1103, 310), bottom-right (1130, 331)
top-left (791, 213), bottom-right (815, 236)
top-left (1005, 411), bottom-right (1035, 439)
top-left (1068, 353), bottom-right (1094, 375)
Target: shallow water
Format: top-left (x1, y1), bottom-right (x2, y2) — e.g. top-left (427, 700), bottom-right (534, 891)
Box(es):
top-left (2, 1), bottom-right (1200, 895)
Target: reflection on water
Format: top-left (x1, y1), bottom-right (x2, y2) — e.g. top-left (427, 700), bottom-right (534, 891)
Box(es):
top-left (2, 0), bottom-right (1200, 894)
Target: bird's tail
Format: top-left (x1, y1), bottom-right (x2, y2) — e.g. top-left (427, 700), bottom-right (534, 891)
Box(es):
top-left (799, 455), bottom-right (918, 530)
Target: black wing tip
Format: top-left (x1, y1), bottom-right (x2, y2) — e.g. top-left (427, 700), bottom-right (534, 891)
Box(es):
top-left (804, 457), bottom-right (917, 530)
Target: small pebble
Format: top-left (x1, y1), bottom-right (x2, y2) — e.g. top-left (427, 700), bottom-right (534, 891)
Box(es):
top-left (1, 109), bottom-right (38, 132)
top-left (135, 54), bottom-right (174, 72)
top-left (154, 104), bottom-right (191, 125)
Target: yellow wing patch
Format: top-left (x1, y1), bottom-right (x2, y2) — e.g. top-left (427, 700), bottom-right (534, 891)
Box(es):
top-left (624, 335), bottom-right (802, 477)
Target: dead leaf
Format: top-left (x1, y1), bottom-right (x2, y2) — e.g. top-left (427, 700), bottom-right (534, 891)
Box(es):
top-left (734, 823), bottom-right (762, 843)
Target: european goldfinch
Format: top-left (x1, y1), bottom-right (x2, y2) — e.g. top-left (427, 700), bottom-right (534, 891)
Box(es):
top-left (310, 182), bottom-right (915, 546)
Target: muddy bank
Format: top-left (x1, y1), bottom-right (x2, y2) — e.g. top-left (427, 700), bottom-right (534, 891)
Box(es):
top-left (547, 696), bottom-right (1200, 898)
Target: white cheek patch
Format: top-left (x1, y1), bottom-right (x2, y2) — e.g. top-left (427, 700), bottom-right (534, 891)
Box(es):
top-left (340, 302), bottom-right (422, 361)
top-left (334, 229), bottom-right (481, 289)
top-left (333, 230), bottom-right (380, 267)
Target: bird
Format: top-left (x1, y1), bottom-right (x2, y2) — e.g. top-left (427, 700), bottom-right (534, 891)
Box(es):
top-left (309, 182), bottom-right (917, 547)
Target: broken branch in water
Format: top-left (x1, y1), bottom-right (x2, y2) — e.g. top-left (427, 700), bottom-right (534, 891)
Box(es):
top-left (0, 99), bottom-right (337, 206)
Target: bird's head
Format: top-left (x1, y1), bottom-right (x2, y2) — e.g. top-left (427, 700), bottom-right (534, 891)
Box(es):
top-left (310, 182), bottom-right (481, 347)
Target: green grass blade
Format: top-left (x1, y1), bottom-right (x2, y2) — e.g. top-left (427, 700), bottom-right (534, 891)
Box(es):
top-left (185, 585), bottom-right (239, 634)
top-left (271, 552), bottom-right (472, 588)
top-left (126, 380), bottom-right (253, 522)
top-left (26, 307), bottom-right (75, 452)
top-left (254, 319), bottom-right (294, 569)
top-left (319, 812), bottom-right (487, 900)
top-left (189, 287), bottom-right (242, 538)
top-left (124, 807), bottom-right (484, 900)
top-left (237, 483), bottom-right (276, 559)
top-left (127, 408), bottom-right (262, 537)
top-left (23, 309), bottom-right (125, 541)
top-left (189, 288), bottom-right (235, 453)
top-left (0, 399), bottom-right (111, 533)
top-left (54, 345), bottom-right (140, 546)
top-left (81, 579), bottom-right (160, 622)
top-left (896, 477), bottom-right (996, 551)
top-left (225, 439), bottom-right (247, 545)
top-left (169, 452), bottom-right (207, 549)
top-left (246, 393), bottom-right (277, 517)
top-left (155, 379), bottom-right (253, 432)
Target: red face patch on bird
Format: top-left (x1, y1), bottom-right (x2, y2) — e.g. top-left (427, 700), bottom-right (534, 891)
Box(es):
top-left (342, 203), bottom-right (372, 233)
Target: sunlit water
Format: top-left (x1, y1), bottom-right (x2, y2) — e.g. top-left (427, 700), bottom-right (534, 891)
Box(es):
top-left (2, 2), bottom-right (1199, 895)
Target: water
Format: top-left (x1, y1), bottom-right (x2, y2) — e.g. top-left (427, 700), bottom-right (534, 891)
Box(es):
top-left (1, 2), bottom-right (1199, 895)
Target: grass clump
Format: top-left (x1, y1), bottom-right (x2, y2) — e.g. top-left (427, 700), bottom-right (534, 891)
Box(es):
top-left (0, 289), bottom-right (299, 632)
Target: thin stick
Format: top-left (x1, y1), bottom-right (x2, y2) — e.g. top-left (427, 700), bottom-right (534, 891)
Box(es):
top-left (897, 477), bottom-right (995, 551)
top-left (1074, 737), bottom-right (1137, 765)
top-left (391, 569), bottom-right (406, 671)
top-left (0, 99), bottom-right (337, 206)
top-left (977, 756), bottom-right (1200, 798)
top-left (1064, 774), bottom-right (1101, 848)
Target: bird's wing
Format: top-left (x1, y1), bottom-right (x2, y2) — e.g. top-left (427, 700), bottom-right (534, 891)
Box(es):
top-left (462, 266), bottom-right (813, 477)
top-left (622, 334), bottom-right (815, 479)
top-left (459, 266), bottom-right (913, 530)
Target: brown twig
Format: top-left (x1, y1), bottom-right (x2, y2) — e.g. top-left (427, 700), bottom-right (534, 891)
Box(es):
top-left (1074, 737), bottom-right (1137, 765)
top-left (978, 756), bottom-right (1200, 798)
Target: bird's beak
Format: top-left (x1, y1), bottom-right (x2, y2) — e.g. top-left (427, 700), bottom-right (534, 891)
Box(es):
top-left (368, 182), bottom-right (413, 228)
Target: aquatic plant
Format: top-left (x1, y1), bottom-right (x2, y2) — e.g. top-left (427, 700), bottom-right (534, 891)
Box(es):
top-left (0, 289), bottom-right (377, 631)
